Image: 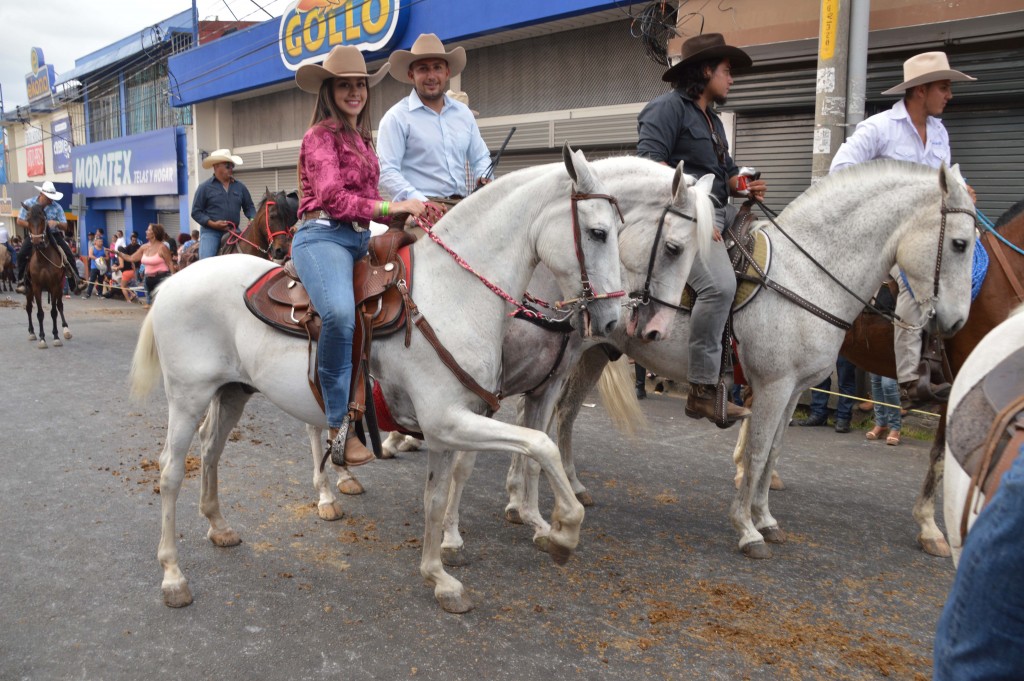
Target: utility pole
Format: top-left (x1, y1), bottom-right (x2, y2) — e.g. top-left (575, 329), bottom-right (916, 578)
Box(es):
top-left (811, 0), bottom-right (852, 181)
top-left (846, 0), bottom-right (871, 128)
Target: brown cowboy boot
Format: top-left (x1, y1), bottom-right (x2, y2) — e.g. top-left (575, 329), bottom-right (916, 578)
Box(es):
top-left (685, 383), bottom-right (751, 426)
top-left (327, 420), bottom-right (375, 468)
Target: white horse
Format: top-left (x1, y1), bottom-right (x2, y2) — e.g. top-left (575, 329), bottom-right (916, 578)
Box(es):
top-left (129, 147), bottom-right (627, 612)
top-left (943, 304), bottom-right (1024, 566)
top-left (322, 158), bottom-right (715, 510)
top-left (499, 161), bottom-right (976, 557)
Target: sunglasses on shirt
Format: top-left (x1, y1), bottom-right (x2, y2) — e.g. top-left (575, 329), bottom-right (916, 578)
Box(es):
top-left (710, 131), bottom-right (727, 165)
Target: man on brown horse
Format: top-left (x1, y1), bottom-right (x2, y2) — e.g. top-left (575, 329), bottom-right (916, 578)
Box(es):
top-left (15, 182), bottom-right (87, 295)
top-left (831, 52), bottom-right (977, 403)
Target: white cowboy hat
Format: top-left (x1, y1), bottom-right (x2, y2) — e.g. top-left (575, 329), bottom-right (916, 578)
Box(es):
top-left (446, 90), bottom-right (479, 117)
top-left (388, 33), bottom-right (466, 84)
top-left (202, 149), bottom-right (244, 170)
top-left (34, 180), bottom-right (64, 201)
top-left (881, 52), bottom-right (977, 95)
top-left (295, 44), bottom-right (390, 94)
top-left (0, 227), bottom-right (8, 244)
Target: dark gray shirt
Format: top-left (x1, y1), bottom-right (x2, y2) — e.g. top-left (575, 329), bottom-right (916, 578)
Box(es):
top-left (637, 89), bottom-right (738, 204)
top-left (190, 175), bottom-right (255, 229)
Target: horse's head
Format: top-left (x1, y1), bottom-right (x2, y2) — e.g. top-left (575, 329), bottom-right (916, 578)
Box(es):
top-left (615, 160), bottom-right (714, 342)
top-left (896, 163), bottom-right (975, 337)
top-left (256, 190), bottom-right (296, 263)
top-left (22, 201), bottom-right (47, 243)
top-left (539, 144), bottom-right (624, 339)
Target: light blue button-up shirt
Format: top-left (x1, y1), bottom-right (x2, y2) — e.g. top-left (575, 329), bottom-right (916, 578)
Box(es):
top-left (830, 99), bottom-right (951, 173)
top-left (377, 91), bottom-right (491, 201)
top-left (19, 197), bottom-right (68, 226)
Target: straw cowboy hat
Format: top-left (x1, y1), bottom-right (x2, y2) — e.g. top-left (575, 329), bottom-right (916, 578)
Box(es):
top-left (446, 90), bottom-right (478, 117)
top-left (202, 149), bottom-right (243, 170)
top-left (881, 52), bottom-right (977, 95)
top-left (662, 32), bottom-right (752, 83)
top-left (34, 180), bottom-right (63, 201)
top-left (388, 33), bottom-right (466, 84)
top-left (295, 44), bottom-right (390, 94)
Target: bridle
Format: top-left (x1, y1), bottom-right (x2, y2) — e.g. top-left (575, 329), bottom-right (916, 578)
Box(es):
top-left (225, 199), bottom-right (293, 257)
top-left (627, 204), bottom-right (696, 311)
top-left (553, 192), bottom-right (628, 311)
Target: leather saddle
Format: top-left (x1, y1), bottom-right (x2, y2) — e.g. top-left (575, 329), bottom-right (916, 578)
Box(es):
top-left (244, 228), bottom-right (417, 413)
top-left (679, 202), bottom-right (773, 313)
top-left (947, 346), bottom-right (1024, 534)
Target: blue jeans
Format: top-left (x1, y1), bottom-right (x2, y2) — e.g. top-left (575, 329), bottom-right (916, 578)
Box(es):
top-left (808, 356), bottom-right (856, 421)
top-left (934, 445), bottom-right (1024, 679)
top-left (869, 373), bottom-right (901, 430)
top-left (199, 227), bottom-right (227, 259)
top-left (290, 220), bottom-right (369, 428)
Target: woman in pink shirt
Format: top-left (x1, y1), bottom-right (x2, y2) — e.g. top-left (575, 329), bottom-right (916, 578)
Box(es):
top-left (293, 45), bottom-right (425, 467)
top-left (123, 223), bottom-right (175, 308)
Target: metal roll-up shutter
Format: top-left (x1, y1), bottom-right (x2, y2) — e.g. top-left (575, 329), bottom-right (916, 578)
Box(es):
top-left (943, 105), bottom-right (1024, 221)
top-left (104, 210), bottom-right (126, 232)
top-left (157, 211), bottom-right (182, 237)
top-left (733, 112), bottom-right (814, 209)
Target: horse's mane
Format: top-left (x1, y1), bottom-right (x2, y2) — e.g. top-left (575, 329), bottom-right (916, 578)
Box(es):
top-left (995, 197), bottom-right (1024, 229)
top-left (785, 160), bottom-right (941, 216)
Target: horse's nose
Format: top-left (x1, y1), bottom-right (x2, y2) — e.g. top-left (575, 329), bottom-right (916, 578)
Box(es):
top-left (602, 318), bottom-right (617, 336)
top-left (644, 329), bottom-right (662, 342)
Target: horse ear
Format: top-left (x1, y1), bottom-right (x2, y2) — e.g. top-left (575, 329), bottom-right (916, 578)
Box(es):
top-left (694, 173), bottom-right (715, 199)
top-left (562, 144), bottom-right (597, 192)
top-left (672, 163), bottom-right (685, 198)
top-left (562, 142), bottom-right (577, 184)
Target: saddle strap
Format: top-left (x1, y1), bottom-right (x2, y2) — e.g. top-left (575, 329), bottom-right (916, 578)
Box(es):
top-left (396, 281), bottom-right (501, 413)
top-left (961, 393), bottom-right (1024, 539)
top-left (984, 230), bottom-right (1024, 302)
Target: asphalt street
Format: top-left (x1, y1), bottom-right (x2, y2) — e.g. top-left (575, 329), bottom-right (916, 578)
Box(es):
top-left (0, 293), bottom-right (953, 680)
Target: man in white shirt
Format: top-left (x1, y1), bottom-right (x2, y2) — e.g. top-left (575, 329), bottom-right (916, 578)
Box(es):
top-left (830, 52), bottom-right (976, 402)
top-left (377, 34), bottom-right (491, 203)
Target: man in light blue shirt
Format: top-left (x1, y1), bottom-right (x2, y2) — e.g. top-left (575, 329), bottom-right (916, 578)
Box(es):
top-left (15, 181), bottom-right (87, 294)
top-left (378, 34), bottom-right (491, 202)
top-left (830, 51), bottom-right (976, 403)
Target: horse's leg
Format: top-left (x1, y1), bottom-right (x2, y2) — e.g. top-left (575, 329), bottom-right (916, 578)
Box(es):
top-left (158, 397), bottom-right (212, 607)
top-left (49, 293), bottom-right (61, 346)
top-left (57, 289), bottom-right (71, 339)
top-left (731, 382), bottom-right (801, 558)
top-left (26, 292), bottom-right (36, 341)
top-left (421, 414), bottom-right (584, 612)
top-left (750, 399), bottom-right (799, 544)
top-left (732, 419), bottom-right (749, 488)
top-left (381, 431), bottom-right (422, 458)
top-left (915, 411), bottom-right (951, 557)
top-left (440, 451), bottom-right (477, 567)
top-left (305, 424), bottom-right (351, 521)
top-left (554, 346), bottom-right (611, 505)
top-left (196, 384), bottom-right (252, 547)
top-left (34, 292), bottom-right (46, 349)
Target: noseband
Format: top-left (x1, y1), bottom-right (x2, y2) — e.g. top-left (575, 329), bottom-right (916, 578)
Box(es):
top-left (553, 192), bottom-right (627, 310)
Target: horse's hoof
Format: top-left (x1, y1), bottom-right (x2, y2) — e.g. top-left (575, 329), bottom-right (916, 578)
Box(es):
top-left (317, 500), bottom-right (344, 521)
top-left (770, 472), bottom-right (786, 491)
top-left (919, 535), bottom-right (952, 558)
top-left (162, 581), bottom-right (193, 608)
top-left (378, 449), bottom-right (396, 460)
top-left (575, 491), bottom-right (595, 507)
top-left (398, 436), bottom-right (422, 452)
top-left (759, 527), bottom-right (786, 544)
top-left (208, 528), bottom-right (242, 547)
top-left (504, 507), bottom-right (524, 525)
top-left (436, 590), bottom-right (474, 614)
top-left (741, 541), bottom-right (773, 559)
top-left (53, 339), bottom-right (62, 347)
top-left (734, 475), bottom-right (742, 490)
top-left (533, 535), bottom-right (551, 554)
top-left (337, 478), bottom-right (364, 495)
top-left (63, 329), bottom-right (72, 340)
top-left (547, 541), bottom-right (572, 566)
top-left (37, 341), bottom-right (47, 349)
top-left (441, 546), bottom-right (469, 567)
top-left (28, 334), bottom-right (36, 341)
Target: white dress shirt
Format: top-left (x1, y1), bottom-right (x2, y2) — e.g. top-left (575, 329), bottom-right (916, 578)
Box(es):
top-left (830, 99), bottom-right (951, 173)
top-left (377, 90), bottom-right (491, 201)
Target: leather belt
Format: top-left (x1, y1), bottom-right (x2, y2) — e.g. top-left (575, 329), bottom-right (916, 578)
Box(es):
top-left (299, 210), bottom-right (367, 232)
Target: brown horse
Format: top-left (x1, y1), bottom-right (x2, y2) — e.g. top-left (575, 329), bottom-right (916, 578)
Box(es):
top-left (839, 202), bottom-right (1024, 556)
top-left (0, 246), bottom-right (12, 292)
top-left (218, 189), bottom-right (298, 262)
top-left (22, 203), bottom-right (73, 349)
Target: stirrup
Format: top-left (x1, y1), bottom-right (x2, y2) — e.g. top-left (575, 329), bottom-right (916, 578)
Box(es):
top-left (319, 417), bottom-right (350, 471)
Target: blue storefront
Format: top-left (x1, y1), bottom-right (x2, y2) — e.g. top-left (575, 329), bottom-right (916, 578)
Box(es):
top-left (71, 128), bottom-right (189, 243)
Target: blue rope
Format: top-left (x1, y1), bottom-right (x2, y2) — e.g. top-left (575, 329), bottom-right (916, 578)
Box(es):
top-left (978, 209), bottom-right (1024, 258)
top-left (971, 236), bottom-right (988, 301)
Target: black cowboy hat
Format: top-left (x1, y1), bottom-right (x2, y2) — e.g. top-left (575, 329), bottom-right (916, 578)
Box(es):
top-left (662, 33), bottom-right (752, 83)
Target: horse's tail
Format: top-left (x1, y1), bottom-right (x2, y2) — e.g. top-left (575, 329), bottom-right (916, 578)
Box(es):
top-left (597, 355), bottom-right (647, 437)
top-left (129, 312), bottom-right (162, 400)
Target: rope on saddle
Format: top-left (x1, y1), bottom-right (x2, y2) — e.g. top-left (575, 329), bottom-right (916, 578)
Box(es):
top-left (979, 209), bottom-right (1024, 258)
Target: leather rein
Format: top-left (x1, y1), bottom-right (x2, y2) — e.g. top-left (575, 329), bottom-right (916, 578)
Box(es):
top-left (738, 196), bottom-right (974, 331)
top-left (402, 190), bottom-right (627, 411)
top-left (225, 200), bottom-right (292, 256)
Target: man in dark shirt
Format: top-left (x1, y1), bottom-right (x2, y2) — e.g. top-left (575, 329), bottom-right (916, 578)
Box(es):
top-left (637, 33), bottom-right (767, 426)
top-left (190, 149), bottom-right (255, 260)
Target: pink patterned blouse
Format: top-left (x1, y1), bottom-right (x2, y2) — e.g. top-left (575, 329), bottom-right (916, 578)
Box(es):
top-left (297, 122), bottom-right (381, 224)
